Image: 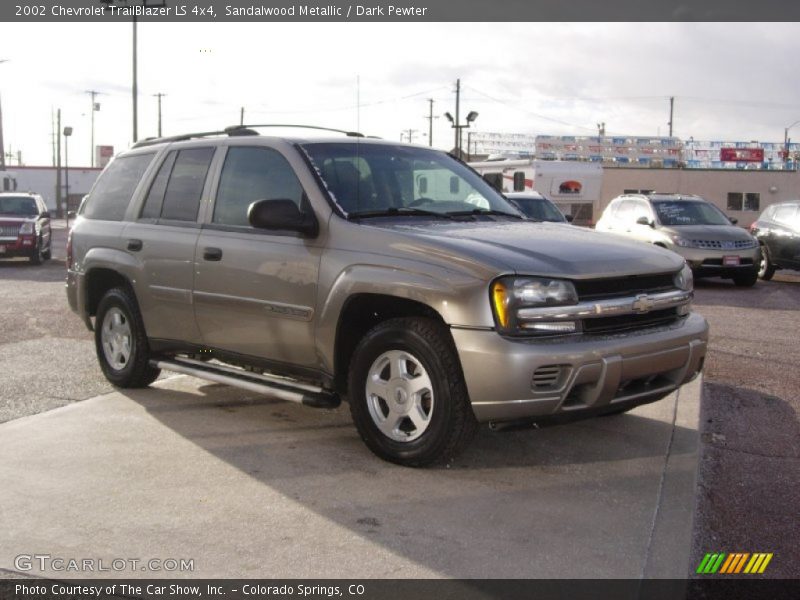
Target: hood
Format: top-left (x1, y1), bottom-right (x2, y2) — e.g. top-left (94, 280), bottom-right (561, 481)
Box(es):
top-left (659, 224), bottom-right (755, 241)
top-left (365, 219), bottom-right (684, 279)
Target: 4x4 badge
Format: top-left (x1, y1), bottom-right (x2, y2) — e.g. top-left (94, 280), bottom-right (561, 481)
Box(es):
top-left (632, 294), bottom-right (655, 314)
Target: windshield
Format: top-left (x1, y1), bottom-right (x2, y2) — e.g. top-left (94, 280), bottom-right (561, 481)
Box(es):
top-left (652, 200), bottom-right (731, 226)
top-left (0, 196), bottom-right (37, 216)
top-left (510, 197), bottom-right (565, 222)
top-left (300, 142), bottom-right (520, 217)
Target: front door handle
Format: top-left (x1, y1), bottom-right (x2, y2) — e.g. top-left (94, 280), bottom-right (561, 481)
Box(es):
top-left (203, 247), bottom-right (223, 261)
top-left (127, 239), bottom-right (143, 252)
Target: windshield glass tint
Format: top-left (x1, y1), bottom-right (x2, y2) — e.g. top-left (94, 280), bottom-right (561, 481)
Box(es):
top-left (300, 142), bottom-right (518, 216)
top-left (0, 196), bottom-right (37, 215)
top-left (511, 197), bottom-right (565, 222)
top-left (652, 200), bottom-right (731, 226)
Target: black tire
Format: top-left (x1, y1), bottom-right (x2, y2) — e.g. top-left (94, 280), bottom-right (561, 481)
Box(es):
top-left (94, 286), bottom-right (160, 387)
top-left (28, 238), bottom-right (43, 265)
top-left (348, 317), bottom-right (478, 467)
top-left (732, 268), bottom-right (758, 287)
top-left (758, 248), bottom-right (776, 281)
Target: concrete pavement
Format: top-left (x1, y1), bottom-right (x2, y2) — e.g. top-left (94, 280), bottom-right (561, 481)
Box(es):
top-left (0, 374), bottom-right (702, 579)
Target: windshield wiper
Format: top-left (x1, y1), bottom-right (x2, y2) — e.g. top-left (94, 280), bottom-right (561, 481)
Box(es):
top-left (445, 208), bottom-right (524, 219)
top-left (347, 207), bottom-right (457, 220)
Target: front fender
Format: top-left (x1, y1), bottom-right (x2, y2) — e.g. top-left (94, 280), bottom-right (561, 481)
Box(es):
top-left (315, 262), bottom-right (493, 374)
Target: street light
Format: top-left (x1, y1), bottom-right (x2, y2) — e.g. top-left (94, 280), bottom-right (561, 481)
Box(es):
top-left (784, 120), bottom-right (800, 170)
top-left (445, 110), bottom-right (479, 157)
top-left (63, 126), bottom-right (73, 229)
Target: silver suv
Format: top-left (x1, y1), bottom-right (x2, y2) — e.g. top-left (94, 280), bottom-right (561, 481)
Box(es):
top-left (596, 193), bottom-right (761, 287)
top-left (67, 127), bottom-right (708, 466)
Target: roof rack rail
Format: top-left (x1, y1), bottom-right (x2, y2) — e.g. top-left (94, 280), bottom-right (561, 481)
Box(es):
top-left (131, 124), bottom-right (367, 149)
top-left (226, 124), bottom-right (365, 137)
top-left (131, 130), bottom-right (230, 149)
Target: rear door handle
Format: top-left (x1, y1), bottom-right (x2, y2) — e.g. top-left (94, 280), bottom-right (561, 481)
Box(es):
top-left (127, 239), bottom-right (143, 252)
top-left (203, 247), bottom-right (223, 261)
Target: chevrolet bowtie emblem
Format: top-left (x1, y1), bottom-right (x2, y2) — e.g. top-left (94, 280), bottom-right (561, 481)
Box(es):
top-left (632, 294), bottom-right (655, 314)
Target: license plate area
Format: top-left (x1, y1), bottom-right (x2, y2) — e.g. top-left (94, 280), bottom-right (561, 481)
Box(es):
top-left (723, 255), bottom-right (741, 266)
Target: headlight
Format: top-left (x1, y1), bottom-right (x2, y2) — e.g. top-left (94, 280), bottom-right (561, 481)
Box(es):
top-left (674, 263), bottom-right (694, 292)
top-left (669, 235), bottom-right (693, 248)
top-left (491, 276), bottom-right (579, 335)
top-left (19, 222), bottom-right (34, 235)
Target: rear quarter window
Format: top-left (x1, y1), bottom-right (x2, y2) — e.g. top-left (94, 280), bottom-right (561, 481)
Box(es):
top-left (82, 153), bottom-right (155, 221)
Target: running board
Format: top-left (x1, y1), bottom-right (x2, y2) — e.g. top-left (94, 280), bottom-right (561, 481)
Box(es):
top-left (150, 358), bottom-right (340, 409)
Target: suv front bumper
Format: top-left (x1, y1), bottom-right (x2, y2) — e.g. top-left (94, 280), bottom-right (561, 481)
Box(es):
top-left (452, 312), bottom-right (708, 423)
top-left (673, 245), bottom-right (761, 278)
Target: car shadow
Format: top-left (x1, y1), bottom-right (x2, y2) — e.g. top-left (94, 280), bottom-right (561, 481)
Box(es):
top-left (115, 379), bottom-right (698, 577)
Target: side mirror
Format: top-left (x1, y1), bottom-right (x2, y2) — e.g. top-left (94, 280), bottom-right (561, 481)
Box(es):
top-left (729, 216), bottom-right (739, 225)
top-left (636, 216), bottom-right (653, 227)
top-left (248, 199), bottom-right (318, 237)
top-left (41, 211), bottom-right (51, 219)
top-left (565, 214), bottom-right (574, 223)
top-left (67, 211), bottom-right (76, 219)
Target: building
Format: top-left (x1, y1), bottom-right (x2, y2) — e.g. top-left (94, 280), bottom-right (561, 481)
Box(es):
top-left (3, 166), bottom-right (103, 212)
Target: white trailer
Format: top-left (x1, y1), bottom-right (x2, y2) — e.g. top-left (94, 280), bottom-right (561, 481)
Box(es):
top-left (468, 159), bottom-right (604, 225)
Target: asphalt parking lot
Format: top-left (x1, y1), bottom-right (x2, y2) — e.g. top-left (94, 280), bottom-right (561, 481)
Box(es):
top-left (0, 220), bottom-right (797, 580)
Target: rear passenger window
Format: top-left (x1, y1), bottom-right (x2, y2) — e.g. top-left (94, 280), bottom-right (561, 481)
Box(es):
top-left (213, 147), bottom-right (304, 227)
top-left (140, 151), bottom-right (177, 219)
top-left (160, 148), bottom-right (215, 221)
top-left (82, 153), bottom-right (155, 221)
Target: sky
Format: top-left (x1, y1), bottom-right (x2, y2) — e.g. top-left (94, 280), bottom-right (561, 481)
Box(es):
top-left (1, 22), bottom-right (800, 167)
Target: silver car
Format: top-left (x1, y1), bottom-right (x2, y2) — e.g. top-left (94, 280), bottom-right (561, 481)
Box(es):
top-left (596, 193), bottom-right (761, 287)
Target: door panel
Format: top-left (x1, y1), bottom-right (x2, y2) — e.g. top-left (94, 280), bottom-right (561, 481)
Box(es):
top-left (192, 145), bottom-right (322, 367)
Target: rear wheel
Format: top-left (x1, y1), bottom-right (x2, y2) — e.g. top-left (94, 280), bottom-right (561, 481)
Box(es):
top-left (28, 238), bottom-right (44, 265)
top-left (95, 286), bottom-right (160, 387)
top-left (758, 248), bottom-right (776, 281)
top-left (348, 317), bottom-right (477, 467)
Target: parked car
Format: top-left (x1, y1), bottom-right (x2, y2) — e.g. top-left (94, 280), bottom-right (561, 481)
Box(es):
top-left (66, 127), bottom-right (708, 466)
top-left (749, 201), bottom-right (800, 280)
top-left (0, 192), bottom-right (52, 264)
top-left (595, 193), bottom-right (760, 287)
top-left (505, 192), bottom-right (572, 223)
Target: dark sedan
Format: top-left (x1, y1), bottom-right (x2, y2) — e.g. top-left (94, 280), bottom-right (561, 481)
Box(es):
top-left (750, 201), bottom-right (800, 280)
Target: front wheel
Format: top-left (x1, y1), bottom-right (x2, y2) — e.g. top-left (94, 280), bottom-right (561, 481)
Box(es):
top-left (348, 317), bottom-right (477, 467)
top-left (95, 286), bottom-right (160, 387)
top-left (758, 248), bottom-right (776, 281)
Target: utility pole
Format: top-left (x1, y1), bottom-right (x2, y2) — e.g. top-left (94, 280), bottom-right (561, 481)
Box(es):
top-left (0, 93), bottom-right (5, 171)
top-left (153, 92), bottom-right (166, 137)
top-left (425, 98), bottom-right (437, 147)
top-left (132, 16), bottom-right (138, 142)
top-left (454, 78), bottom-right (461, 153)
top-left (51, 108), bottom-right (57, 167)
top-left (56, 109), bottom-right (62, 219)
top-left (401, 129), bottom-right (420, 144)
top-left (0, 59), bottom-right (7, 171)
top-left (668, 97), bottom-right (674, 137)
top-left (86, 90), bottom-right (103, 167)
top-left (240, 106), bottom-right (244, 126)
top-left (597, 122), bottom-right (606, 137)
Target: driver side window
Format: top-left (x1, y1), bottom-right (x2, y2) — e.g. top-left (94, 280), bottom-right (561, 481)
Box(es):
top-left (213, 146), bottom-right (305, 227)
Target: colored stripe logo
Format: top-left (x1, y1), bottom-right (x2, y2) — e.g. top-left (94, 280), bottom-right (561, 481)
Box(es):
top-left (696, 552), bottom-right (773, 574)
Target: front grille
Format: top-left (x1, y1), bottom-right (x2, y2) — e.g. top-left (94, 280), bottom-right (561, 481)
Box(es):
top-left (574, 273), bottom-right (675, 301)
top-left (0, 225), bottom-right (20, 237)
top-left (582, 308), bottom-right (680, 334)
top-left (690, 239), bottom-right (756, 250)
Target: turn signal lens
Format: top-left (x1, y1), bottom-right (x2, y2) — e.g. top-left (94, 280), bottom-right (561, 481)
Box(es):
top-left (492, 280), bottom-right (509, 328)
